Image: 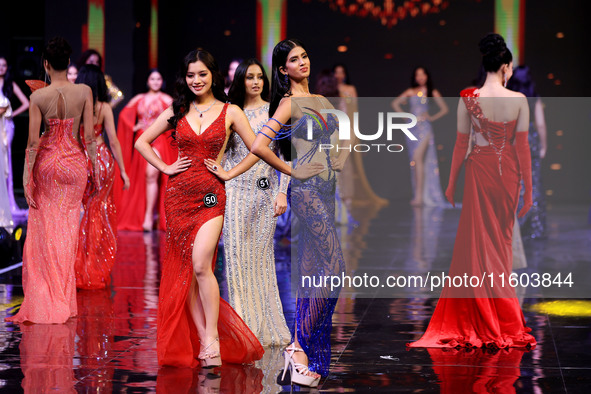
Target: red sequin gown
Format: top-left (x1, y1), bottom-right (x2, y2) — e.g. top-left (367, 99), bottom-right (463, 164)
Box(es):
top-left (157, 103), bottom-right (263, 367)
top-left (114, 94), bottom-right (176, 231)
top-left (6, 85), bottom-right (88, 324)
top-left (75, 113), bottom-right (117, 289)
top-left (408, 88), bottom-right (537, 349)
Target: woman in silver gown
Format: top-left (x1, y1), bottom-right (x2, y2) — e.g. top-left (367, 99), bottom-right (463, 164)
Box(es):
top-left (224, 58), bottom-right (291, 347)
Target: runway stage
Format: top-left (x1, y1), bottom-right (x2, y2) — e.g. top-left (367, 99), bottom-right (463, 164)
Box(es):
top-left (1, 203), bottom-right (589, 392)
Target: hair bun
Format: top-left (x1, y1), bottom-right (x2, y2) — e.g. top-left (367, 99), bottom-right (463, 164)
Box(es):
top-left (478, 33), bottom-right (512, 72)
top-left (479, 33), bottom-right (507, 57)
top-left (43, 36), bottom-right (72, 71)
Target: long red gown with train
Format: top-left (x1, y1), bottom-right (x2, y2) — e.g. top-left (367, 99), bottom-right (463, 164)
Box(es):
top-left (114, 94), bottom-right (176, 231)
top-left (75, 104), bottom-right (117, 289)
top-left (6, 85), bottom-right (88, 324)
top-left (157, 103), bottom-right (263, 367)
top-left (408, 88), bottom-right (537, 349)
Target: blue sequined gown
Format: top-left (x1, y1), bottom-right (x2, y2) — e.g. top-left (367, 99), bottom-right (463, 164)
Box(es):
top-left (518, 98), bottom-right (546, 239)
top-left (289, 97), bottom-right (346, 377)
top-left (407, 95), bottom-right (446, 206)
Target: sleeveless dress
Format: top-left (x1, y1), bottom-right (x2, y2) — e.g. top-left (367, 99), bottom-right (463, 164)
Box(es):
top-left (157, 103), bottom-right (263, 367)
top-left (289, 98), bottom-right (346, 376)
top-left (406, 95), bottom-right (446, 206)
top-left (408, 88), bottom-right (537, 349)
top-left (114, 94), bottom-right (176, 231)
top-left (75, 104), bottom-right (118, 289)
top-left (223, 103), bottom-right (291, 347)
top-left (6, 85), bottom-right (88, 324)
top-left (1, 89), bottom-right (28, 225)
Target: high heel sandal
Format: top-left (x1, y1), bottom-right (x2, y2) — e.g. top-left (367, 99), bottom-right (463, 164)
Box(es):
top-left (199, 338), bottom-right (221, 368)
top-left (281, 345), bottom-right (320, 388)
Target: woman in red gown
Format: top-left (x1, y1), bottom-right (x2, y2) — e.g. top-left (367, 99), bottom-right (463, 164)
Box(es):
top-left (5, 37), bottom-right (96, 324)
top-left (74, 65), bottom-right (130, 289)
top-left (115, 69), bottom-right (176, 231)
top-left (408, 33), bottom-right (536, 349)
top-left (135, 49), bottom-right (263, 367)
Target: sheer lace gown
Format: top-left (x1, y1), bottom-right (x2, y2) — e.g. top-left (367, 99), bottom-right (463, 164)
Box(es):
top-left (289, 97), bottom-right (346, 376)
top-left (223, 103), bottom-right (291, 347)
top-left (6, 84), bottom-right (89, 324)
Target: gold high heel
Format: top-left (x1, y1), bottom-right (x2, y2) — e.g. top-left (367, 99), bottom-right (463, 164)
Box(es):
top-left (199, 338), bottom-right (221, 368)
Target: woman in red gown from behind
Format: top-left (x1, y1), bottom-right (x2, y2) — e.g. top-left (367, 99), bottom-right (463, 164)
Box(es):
top-left (408, 33), bottom-right (536, 349)
top-left (74, 64), bottom-right (130, 289)
top-left (135, 49), bottom-right (263, 367)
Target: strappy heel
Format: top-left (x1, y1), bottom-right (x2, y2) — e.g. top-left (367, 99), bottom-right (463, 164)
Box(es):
top-left (199, 338), bottom-right (221, 368)
top-left (281, 344), bottom-right (320, 388)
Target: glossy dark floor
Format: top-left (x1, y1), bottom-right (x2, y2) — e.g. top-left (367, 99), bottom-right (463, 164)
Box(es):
top-left (1, 203), bottom-right (590, 393)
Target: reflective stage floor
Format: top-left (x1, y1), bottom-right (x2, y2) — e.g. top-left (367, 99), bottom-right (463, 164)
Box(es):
top-left (1, 203), bottom-right (590, 392)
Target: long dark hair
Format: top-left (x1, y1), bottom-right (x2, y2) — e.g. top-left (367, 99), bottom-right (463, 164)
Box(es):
top-left (75, 64), bottom-right (109, 104)
top-left (270, 39), bottom-right (307, 160)
top-left (314, 69), bottom-right (339, 97)
top-left (269, 38), bottom-right (307, 118)
top-left (228, 58), bottom-right (269, 109)
top-left (410, 66), bottom-right (434, 97)
top-left (168, 49), bottom-right (227, 129)
top-left (507, 65), bottom-right (538, 97)
top-left (0, 56), bottom-right (14, 99)
top-left (77, 49), bottom-right (102, 70)
top-left (332, 63), bottom-right (351, 85)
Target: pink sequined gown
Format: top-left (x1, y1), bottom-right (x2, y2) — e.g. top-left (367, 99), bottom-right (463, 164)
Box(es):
top-left (6, 85), bottom-right (89, 324)
top-left (75, 108), bottom-right (117, 289)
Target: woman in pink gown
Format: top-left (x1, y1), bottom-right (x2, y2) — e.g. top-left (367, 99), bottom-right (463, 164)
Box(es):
top-left (5, 37), bottom-right (96, 324)
top-left (114, 70), bottom-right (176, 231)
top-left (74, 64), bottom-right (130, 289)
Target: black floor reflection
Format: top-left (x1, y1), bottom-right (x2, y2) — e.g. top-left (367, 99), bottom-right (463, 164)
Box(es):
top-left (0, 204), bottom-right (589, 392)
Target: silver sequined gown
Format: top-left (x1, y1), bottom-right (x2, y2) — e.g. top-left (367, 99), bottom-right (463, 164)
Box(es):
top-left (223, 103), bottom-right (291, 347)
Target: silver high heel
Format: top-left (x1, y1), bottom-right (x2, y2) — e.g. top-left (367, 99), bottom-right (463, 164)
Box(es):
top-left (281, 344), bottom-right (320, 388)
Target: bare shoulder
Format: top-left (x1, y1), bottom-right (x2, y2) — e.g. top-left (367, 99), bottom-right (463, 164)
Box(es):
top-left (161, 106), bottom-right (174, 117)
top-left (102, 101), bottom-right (114, 117)
top-left (76, 83), bottom-right (92, 96)
top-left (161, 93), bottom-right (173, 106)
top-left (226, 103), bottom-right (245, 119)
top-left (401, 88), bottom-right (414, 97)
top-left (432, 89), bottom-right (443, 97)
top-left (126, 93), bottom-right (145, 107)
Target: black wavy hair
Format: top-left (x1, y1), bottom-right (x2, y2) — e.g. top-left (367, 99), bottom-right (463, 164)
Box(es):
top-left (168, 49), bottom-right (227, 129)
top-left (314, 69), bottom-right (339, 97)
top-left (332, 63), bottom-right (351, 85)
top-left (77, 49), bottom-right (102, 70)
top-left (0, 56), bottom-right (14, 99)
top-left (507, 65), bottom-right (538, 97)
top-left (227, 58), bottom-right (269, 109)
top-left (75, 64), bottom-right (109, 104)
top-left (43, 36), bottom-right (72, 71)
top-left (410, 66), bottom-right (434, 97)
top-left (479, 33), bottom-right (513, 72)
